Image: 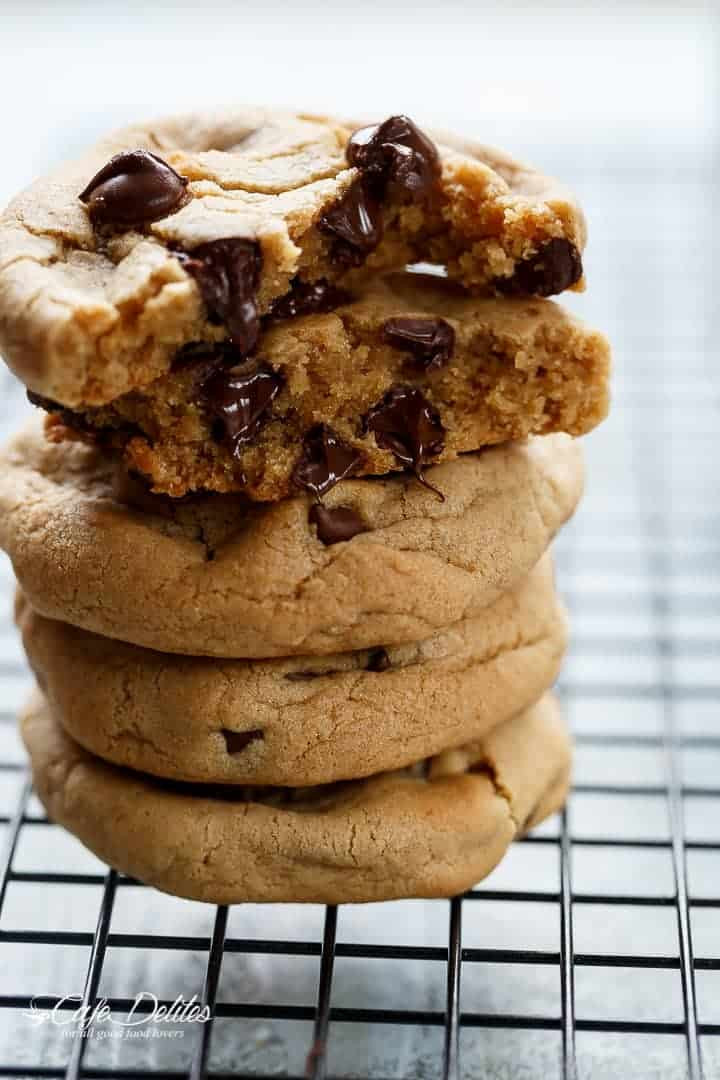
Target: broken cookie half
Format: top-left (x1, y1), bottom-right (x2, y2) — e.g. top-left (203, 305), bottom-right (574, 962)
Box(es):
top-left (0, 107), bottom-right (586, 409)
top-left (33, 267), bottom-right (609, 500)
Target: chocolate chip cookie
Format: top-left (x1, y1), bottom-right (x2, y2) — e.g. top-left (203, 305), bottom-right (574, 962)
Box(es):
top-left (18, 553), bottom-right (565, 786)
top-left (0, 108), bottom-right (586, 409)
top-left (21, 690), bottom-right (571, 903)
top-left (34, 268), bottom-right (609, 499)
top-left (0, 417), bottom-right (583, 657)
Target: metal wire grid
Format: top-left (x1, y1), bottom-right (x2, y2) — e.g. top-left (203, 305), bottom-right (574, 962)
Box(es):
top-left (0, 163), bottom-right (716, 1078)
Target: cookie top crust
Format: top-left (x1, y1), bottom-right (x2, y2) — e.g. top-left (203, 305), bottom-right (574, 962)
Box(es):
top-left (0, 417), bottom-right (583, 657)
top-left (0, 107), bottom-right (587, 407)
top-left (22, 691), bottom-right (571, 903)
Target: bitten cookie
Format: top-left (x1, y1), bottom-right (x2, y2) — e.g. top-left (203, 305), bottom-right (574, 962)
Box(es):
top-left (0, 108), bottom-right (587, 408)
top-left (18, 553), bottom-right (566, 786)
top-left (0, 417), bottom-right (583, 657)
top-left (21, 691), bottom-right (571, 904)
top-left (35, 268), bottom-right (609, 499)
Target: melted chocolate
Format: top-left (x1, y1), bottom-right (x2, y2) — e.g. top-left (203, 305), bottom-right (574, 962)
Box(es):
top-left (347, 115), bottom-right (441, 198)
top-left (366, 647), bottom-right (391, 673)
top-left (178, 238), bottom-right (262, 354)
top-left (363, 385), bottom-right (445, 485)
top-left (382, 316), bottom-right (455, 370)
top-left (499, 238), bottom-right (583, 297)
top-left (317, 177), bottom-right (383, 266)
top-left (79, 150), bottom-right (188, 227)
top-left (202, 361), bottom-right (282, 459)
top-left (268, 278), bottom-right (352, 321)
top-left (292, 424), bottom-right (363, 499)
top-left (309, 504), bottom-right (367, 545)
top-left (221, 729), bottom-right (264, 755)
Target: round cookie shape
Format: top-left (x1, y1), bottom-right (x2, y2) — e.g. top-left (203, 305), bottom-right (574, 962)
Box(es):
top-left (0, 418), bottom-right (583, 658)
top-left (18, 554), bottom-right (566, 786)
top-left (0, 107), bottom-right (587, 409)
top-left (21, 692), bottom-right (571, 904)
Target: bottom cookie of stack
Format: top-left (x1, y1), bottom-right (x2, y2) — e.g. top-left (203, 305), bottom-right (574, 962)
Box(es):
top-left (21, 692), bottom-right (570, 905)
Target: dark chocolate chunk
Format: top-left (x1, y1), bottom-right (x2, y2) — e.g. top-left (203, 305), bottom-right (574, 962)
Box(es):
top-left (202, 361), bottom-right (282, 459)
top-left (347, 115), bottom-right (441, 198)
top-left (363, 385), bottom-right (445, 482)
top-left (382, 316), bottom-right (455, 370)
top-left (498, 238), bottom-right (583, 297)
top-left (268, 278), bottom-right (352, 321)
top-left (366, 647), bottom-right (391, 673)
top-left (292, 424), bottom-right (363, 499)
top-left (221, 728), bottom-right (264, 755)
top-left (171, 340), bottom-right (240, 373)
top-left (317, 177), bottom-right (383, 266)
top-left (178, 239), bottom-right (262, 354)
top-left (79, 150), bottom-right (188, 227)
top-left (309, 504), bottom-right (367, 545)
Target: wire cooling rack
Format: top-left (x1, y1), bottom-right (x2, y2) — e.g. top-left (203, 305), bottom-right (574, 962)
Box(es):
top-left (0, 160), bottom-right (718, 1080)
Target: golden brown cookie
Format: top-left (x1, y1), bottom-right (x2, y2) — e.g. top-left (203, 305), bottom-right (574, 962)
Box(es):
top-left (0, 108), bottom-right (586, 408)
top-left (36, 269), bottom-right (609, 500)
top-left (17, 553), bottom-right (566, 786)
top-left (0, 417), bottom-right (583, 657)
top-left (21, 691), bottom-right (571, 904)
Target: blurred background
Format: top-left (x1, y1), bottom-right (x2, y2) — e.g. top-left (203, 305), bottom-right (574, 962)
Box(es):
top-left (0, 2), bottom-right (719, 1078)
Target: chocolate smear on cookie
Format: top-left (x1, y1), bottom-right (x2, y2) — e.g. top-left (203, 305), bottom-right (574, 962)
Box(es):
top-left (363, 385), bottom-right (445, 496)
top-left (79, 150), bottom-right (188, 227)
top-left (347, 115), bottom-right (441, 198)
top-left (202, 360), bottom-right (282, 460)
top-left (309, 504), bottom-right (367, 545)
top-left (318, 177), bottom-right (383, 266)
top-left (268, 278), bottom-right (352, 321)
top-left (293, 424), bottom-right (364, 500)
top-left (383, 316), bottom-right (455, 370)
top-left (178, 238), bottom-right (262, 354)
top-left (498, 238), bottom-right (583, 297)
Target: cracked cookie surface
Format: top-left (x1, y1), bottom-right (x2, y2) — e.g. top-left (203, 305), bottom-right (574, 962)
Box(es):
top-left (0, 417), bottom-right (583, 657)
top-left (21, 691), bottom-right (571, 903)
top-left (18, 553), bottom-right (565, 786)
top-left (0, 107), bottom-right (586, 408)
top-left (40, 269), bottom-right (609, 500)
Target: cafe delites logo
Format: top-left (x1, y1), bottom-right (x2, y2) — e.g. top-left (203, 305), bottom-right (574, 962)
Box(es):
top-left (23, 993), bottom-right (211, 1040)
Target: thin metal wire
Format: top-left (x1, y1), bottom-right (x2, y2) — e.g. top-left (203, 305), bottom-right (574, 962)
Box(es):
top-left (305, 905), bottom-right (338, 1080)
top-left (189, 904), bottom-right (229, 1080)
top-left (65, 870), bottom-right (118, 1080)
top-left (442, 896), bottom-right (462, 1080)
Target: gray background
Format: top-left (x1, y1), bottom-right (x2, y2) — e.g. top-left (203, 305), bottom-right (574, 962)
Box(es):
top-left (0, 2), bottom-right (718, 1076)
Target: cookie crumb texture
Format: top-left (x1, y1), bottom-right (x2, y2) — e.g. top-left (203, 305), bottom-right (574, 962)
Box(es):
top-left (21, 691), bottom-right (571, 903)
top-left (0, 108), bottom-right (586, 408)
top-left (48, 270), bottom-right (609, 500)
top-left (17, 554), bottom-right (567, 786)
top-left (0, 418), bottom-right (584, 657)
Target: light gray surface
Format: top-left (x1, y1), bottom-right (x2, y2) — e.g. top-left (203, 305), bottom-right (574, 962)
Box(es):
top-left (0, 4), bottom-right (719, 1077)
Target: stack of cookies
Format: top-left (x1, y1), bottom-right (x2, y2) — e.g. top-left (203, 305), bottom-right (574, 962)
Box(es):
top-left (0, 109), bottom-right (609, 904)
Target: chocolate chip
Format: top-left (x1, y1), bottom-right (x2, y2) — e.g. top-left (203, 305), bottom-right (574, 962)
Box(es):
top-left (366, 647), bottom-right (391, 673)
top-left (202, 360), bottom-right (282, 459)
top-left (382, 316), bottom-right (455, 371)
top-left (318, 177), bottom-right (383, 266)
top-left (309, 504), bottom-right (367, 545)
top-left (170, 340), bottom-right (239, 374)
top-left (221, 729), bottom-right (263, 755)
top-left (178, 239), bottom-right (262, 354)
top-left (268, 278), bottom-right (352, 321)
top-left (347, 115), bottom-right (440, 198)
top-left (292, 424), bottom-right (363, 499)
top-left (363, 385), bottom-right (445, 488)
top-left (498, 238), bottom-right (583, 297)
top-left (79, 150), bottom-right (188, 227)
